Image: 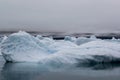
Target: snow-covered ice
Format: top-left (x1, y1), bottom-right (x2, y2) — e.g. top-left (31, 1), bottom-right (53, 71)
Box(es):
top-left (1, 31), bottom-right (120, 65)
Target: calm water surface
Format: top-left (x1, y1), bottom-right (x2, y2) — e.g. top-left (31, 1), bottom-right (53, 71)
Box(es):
top-left (0, 56), bottom-right (120, 80)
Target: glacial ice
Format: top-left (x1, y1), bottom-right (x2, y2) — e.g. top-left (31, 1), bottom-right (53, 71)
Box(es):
top-left (0, 36), bottom-right (7, 55)
top-left (1, 31), bottom-right (55, 62)
top-left (64, 36), bottom-right (76, 42)
top-left (64, 35), bottom-right (98, 45)
top-left (1, 31), bottom-right (120, 66)
top-left (39, 40), bottom-right (120, 65)
top-left (75, 35), bottom-right (99, 45)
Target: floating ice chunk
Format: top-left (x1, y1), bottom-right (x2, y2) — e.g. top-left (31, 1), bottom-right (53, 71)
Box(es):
top-left (1, 31), bottom-right (120, 65)
top-left (64, 36), bottom-right (76, 42)
top-left (75, 37), bottom-right (91, 45)
top-left (112, 37), bottom-right (116, 40)
top-left (106, 37), bottom-right (120, 43)
top-left (1, 31), bottom-right (53, 62)
top-left (90, 35), bottom-right (97, 39)
top-left (75, 35), bottom-right (98, 45)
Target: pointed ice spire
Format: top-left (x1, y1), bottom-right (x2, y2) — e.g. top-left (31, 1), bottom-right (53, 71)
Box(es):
top-left (112, 37), bottom-right (116, 40)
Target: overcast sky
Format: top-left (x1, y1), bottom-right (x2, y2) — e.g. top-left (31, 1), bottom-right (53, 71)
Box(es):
top-left (0, 0), bottom-right (120, 33)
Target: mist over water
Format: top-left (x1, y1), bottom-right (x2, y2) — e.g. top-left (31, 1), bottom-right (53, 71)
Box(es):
top-left (0, 0), bottom-right (120, 33)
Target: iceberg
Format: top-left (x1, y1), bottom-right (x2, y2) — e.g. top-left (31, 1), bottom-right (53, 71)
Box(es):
top-left (109, 37), bottom-right (120, 42)
top-left (1, 31), bottom-right (55, 62)
top-left (64, 35), bottom-right (97, 45)
top-left (64, 36), bottom-right (76, 42)
top-left (75, 36), bottom-right (97, 45)
top-left (1, 31), bottom-right (120, 66)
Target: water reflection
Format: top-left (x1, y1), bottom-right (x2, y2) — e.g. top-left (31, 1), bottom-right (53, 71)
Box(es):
top-left (77, 62), bottom-right (120, 70)
top-left (1, 63), bottom-right (50, 80)
top-left (0, 62), bottom-right (120, 80)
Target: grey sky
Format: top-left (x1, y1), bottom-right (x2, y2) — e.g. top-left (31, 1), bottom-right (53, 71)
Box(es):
top-left (0, 0), bottom-right (120, 33)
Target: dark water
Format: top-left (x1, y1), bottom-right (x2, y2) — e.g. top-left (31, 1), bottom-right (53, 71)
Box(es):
top-left (1, 56), bottom-right (120, 80)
